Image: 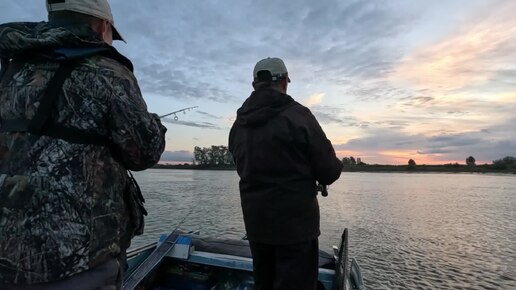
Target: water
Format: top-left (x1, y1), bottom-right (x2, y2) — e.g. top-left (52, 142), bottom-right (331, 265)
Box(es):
top-left (131, 169), bottom-right (516, 290)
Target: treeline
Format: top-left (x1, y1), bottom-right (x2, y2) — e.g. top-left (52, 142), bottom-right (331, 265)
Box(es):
top-left (155, 149), bottom-right (516, 174)
top-left (341, 156), bottom-right (365, 165)
top-left (339, 155), bottom-right (516, 173)
top-left (193, 145), bottom-right (234, 167)
top-left (491, 156), bottom-right (516, 170)
top-left (154, 145), bottom-right (235, 170)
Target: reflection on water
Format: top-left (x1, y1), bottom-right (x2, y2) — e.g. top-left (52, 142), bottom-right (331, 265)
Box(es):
top-left (132, 169), bottom-right (516, 290)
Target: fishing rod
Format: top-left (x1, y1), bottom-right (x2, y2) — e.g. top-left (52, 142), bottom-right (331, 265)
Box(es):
top-left (159, 106), bottom-right (199, 121)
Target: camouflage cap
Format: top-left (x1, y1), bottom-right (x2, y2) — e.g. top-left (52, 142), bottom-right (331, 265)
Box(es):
top-left (46, 0), bottom-right (125, 42)
top-left (253, 57), bottom-right (291, 82)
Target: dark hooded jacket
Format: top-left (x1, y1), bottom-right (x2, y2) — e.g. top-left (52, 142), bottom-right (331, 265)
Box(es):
top-left (229, 87), bottom-right (342, 244)
top-left (0, 22), bottom-right (166, 284)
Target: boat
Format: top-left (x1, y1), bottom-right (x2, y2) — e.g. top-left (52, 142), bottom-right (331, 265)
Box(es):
top-left (123, 228), bottom-right (365, 290)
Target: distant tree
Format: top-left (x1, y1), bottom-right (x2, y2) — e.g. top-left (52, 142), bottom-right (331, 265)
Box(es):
top-left (193, 145), bottom-right (234, 166)
top-left (492, 159), bottom-right (507, 170)
top-left (502, 156), bottom-right (516, 165)
top-left (349, 156), bottom-right (357, 165)
top-left (492, 156), bottom-right (516, 170)
top-left (208, 145), bottom-right (225, 165)
top-left (224, 150), bottom-right (235, 166)
top-left (408, 159), bottom-right (416, 168)
top-left (466, 156), bottom-right (476, 167)
top-left (342, 157), bottom-right (351, 165)
top-left (216, 145), bottom-right (227, 165)
top-left (193, 146), bottom-right (207, 165)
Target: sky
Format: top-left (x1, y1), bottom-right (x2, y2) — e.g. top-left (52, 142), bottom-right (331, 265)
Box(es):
top-left (2, 0), bottom-right (515, 165)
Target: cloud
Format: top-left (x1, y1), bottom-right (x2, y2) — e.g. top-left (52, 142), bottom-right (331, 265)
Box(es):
top-left (427, 134), bottom-right (482, 147)
top-left (398, 96), bottom-right (435, 108)
top-left (335, 126), bottom-right (516, 164)
top-left (333, 115), bottom-right (516, 164)
top-left (112, 0), bottom-right (412, 106)
top-left (304, 93), bottom-right (325, 107)
top-left (196, 111), bottom-right (220, 119)
top-left (160, 150), bottom-right (193, 162)
top-left (309, 105), bottom-right (367, 127)
top-left (136, 64), bottom-right (238, 103)
top-left (391, 1), bottom-right (516, 93)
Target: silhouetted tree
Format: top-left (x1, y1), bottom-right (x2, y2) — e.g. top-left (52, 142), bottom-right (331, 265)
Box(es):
top-left (492, 156), bottom-right (516, 170)
top-left (502, 156), bottom-right (516, 165)
top-left (194, 146), bottom-right (209, 165)
top-left (342, 157), bottom-right (351, 165)
top-left (408, 159), bottom-right (416, 169)
top-left (349, 156), bottom-right (356, 165)
top-left (466, 156), bottom-right (476, 166)
top-left (193, 145), bottom-right (234, 166)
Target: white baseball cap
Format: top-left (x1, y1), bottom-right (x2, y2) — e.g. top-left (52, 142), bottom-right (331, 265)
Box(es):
top-left (253, 57), bottom-right (290, 82)
top-left (46, 0), bottom-right (124, 41)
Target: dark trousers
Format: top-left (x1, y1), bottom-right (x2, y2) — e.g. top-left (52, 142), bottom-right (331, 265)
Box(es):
top-left (249, 239), bottom-right (319, 290)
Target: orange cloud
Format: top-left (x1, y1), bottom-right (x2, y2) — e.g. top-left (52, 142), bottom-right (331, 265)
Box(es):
top-left (304, 93), bottom-right (325, 107)
top-left (335, 150), bottom-right (360, 158)
top-left (382, 150), bottom-right (443, 165)
top-left (391, 6), bottom-right (516, 92)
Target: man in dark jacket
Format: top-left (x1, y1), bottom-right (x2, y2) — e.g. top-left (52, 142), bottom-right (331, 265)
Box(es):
top-left (0, 1), bottom-right (167, 289)
top-left (229, 57), bottom-right (343, 290)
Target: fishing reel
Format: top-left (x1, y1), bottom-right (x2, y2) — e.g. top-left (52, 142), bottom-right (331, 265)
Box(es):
top-left (317, 183), bottom-right (328, 197)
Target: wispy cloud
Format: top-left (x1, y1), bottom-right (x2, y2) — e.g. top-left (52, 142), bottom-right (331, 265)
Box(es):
top-left (196, 111), bottom-right (220, 119)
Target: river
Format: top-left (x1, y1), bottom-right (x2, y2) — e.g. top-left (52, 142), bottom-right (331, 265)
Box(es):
top-left (131, 169), bottom-right (515, 290)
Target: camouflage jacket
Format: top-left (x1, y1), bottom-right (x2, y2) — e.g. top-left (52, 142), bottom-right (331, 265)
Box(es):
top-left (0, 22), bottom-right (167, 284)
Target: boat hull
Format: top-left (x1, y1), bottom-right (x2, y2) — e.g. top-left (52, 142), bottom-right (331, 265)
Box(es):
top-left (124, 229), bottom-right (363, 290)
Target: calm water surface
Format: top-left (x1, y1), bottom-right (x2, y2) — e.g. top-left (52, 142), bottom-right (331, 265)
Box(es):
top-left (131, 169), bottom-right (516, 290)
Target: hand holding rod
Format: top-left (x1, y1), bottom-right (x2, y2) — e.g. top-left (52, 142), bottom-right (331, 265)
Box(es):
top-left (317, 183), bottom-right (328, 197)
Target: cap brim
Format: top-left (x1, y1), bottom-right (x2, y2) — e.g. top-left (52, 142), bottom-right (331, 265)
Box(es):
top-left (112, 24), bottom-right (125, 42)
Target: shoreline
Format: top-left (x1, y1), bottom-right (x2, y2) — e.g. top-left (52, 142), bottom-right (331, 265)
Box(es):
top-left (152, 164), bottom-right (516, 174)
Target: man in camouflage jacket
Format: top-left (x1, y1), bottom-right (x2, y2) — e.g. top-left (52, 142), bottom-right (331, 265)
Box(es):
top-left (0, 1), bottom-right (167, 289)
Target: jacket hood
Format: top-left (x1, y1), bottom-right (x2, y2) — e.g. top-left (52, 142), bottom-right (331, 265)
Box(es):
top-left (0, 21), bottom-right (105, 58)
top-left (236, 87), bottom-right (295, 127)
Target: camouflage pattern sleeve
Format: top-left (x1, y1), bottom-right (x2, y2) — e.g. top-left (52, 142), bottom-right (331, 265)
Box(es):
top-left (106, 61), bottom-right (167, 171)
